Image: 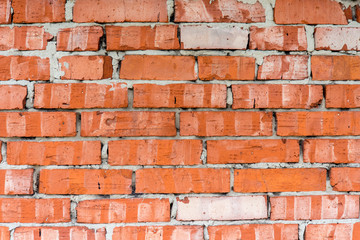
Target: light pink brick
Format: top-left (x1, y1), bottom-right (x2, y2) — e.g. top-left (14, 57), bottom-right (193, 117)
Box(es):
top-left (315, 27), bottom-right (360, 51)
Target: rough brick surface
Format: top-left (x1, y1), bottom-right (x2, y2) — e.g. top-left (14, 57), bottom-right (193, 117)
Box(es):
top-left (57, 26), bottom-right (103, 51)
top-left (0, 169), bottom-right (33, 195)
top-left (326, 85), bottom-right (360, 108)
top-left (315, 28), bottom-right (360, 51)
top-left (0, 0), bottom-right (11, 23)
top-left (330, 168), bottom-right (360, 191)
top-left (0, 85), bottom-right (27, 109)
top-left (305, 223), bottom-right (360, 240)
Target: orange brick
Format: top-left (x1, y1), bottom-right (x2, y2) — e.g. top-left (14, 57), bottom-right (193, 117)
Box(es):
top-left (0, 0), bottom-right (11, 23)
top-left (274, 0), bottom-right (348, 24)
top-left (133, 84), bottom-right (226, 108)
top-left (180, 111), bottom-right (272, 136)
top-left (304, 139), bottom-right (360, 163)
top-left (57, 26), bottom-right (103, 51)
top-left (198, 56), bottom-right (255, 80)
top-left (113, 226), bottom-right (203, 240)
top-left (106, 25), bottom-right (179, 50)
top-left (270, 195), bottom-right (359, 220)
top-left (0, 112), bottom-right (76, 137)
top-left (234, 168), bottom-right (327, 192)
top-left (136, 168), bottom-right (230, 194)
top-left (249, 26), bottom-right (307, 51)
top-left (81, 111), bottom-right (176, 137)
top-left (0, 169), bottom-right (33, 195)
top-left (59, 56), bottom-right (113, 80)
top-left (232, 84), bottom-right (322, 109)
top-left (39, 169), bottom-right (132, 194)
top-left (108, 140), bottom-right (202, 165)
top-left (257, 55), bottom-right (309, 80)
top-left (14, 227), bottom-right (106, 240)
top-left (0, 85), bottom-right (27, 109)
top-left (326, 85), bottom-right (360, 108)
top-left (0, 198), bottom-right (70, 223)
top-left (77, 198), bottom-right (170, 223)
top-left (73, 0), bottom-right (168, 23)
top-left (175, 0), bottom-right (265, 23)
top-left (120, 55), bottom-right (196, 80)
top-left (208, 224), bottom-right (298, 240)
top-left (7, 141), bottom-right (101, 165)
top-left (277, 112), bottom-right (360, 136)
top-left (0, 26), bottom-right (52, 50)
top-left (13, 0), bottom-right (65, 23)
top-left (311, 55), bottom-right (360, 80)
top-left (305, 223), bottom-right (360, 240)
top-left (207, 139), bottom-right (299, 164)
top-left (34, 83), bottom-right (128, 109)
top-left (330, 168), bottom-right (360, 191)
top-left (0, 56), bottom-right (50, 81)
top-left (0, 227), bottom-right (9, 240)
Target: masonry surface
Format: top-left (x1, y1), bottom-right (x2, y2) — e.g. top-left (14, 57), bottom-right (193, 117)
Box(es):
top-left (0, 0), bottom-right (359, 239)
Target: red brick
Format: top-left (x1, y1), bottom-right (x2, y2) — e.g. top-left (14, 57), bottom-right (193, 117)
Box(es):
top-left (59, 56), bottom-right (113, 80)
top-left (57, 26), bottom-right (103, 51)
top-left (106, 25), bottom-right (179, 51)
top-left (274, 0), bottom-right (348, 25)
top-left (271, 195), bottom-right (359, 220)
top-left (0, 198), bottom-right (70, 223)
top-left (39, 169), bottom-right (132, 195)
top-left (136, 168), bottom-right (230, 194)
top-left (0, 112), bottom-right (76, 137)
top-left (120, 55), bottom-right (196, 81)
top-left (175, 0), bottom-right (265, 23)
top-left (77, 198), bottom-right (170, 223)
top-left (0, 85), bottom-right (27, 109)
top-left (180, 111), bottom-right (272, 136)
top-left (249, 26), bottom-right (307, 51)
top-left (113, 226), bottom-right (203, 240)
top-left (13, 0), bottom-right (65, 23)
top-left (0, 0), bottom-right (11, 23)
top-left (0, 56), bottom-right (50, 81)
top-left (176, 196), bottom-right (267, 221)
top-left (305, 223), bottom-right (360, 240)
top-left (73, 0), bottom-right (168, 23)
top-left (311, 55), bottom-right (360, 80)
top-left (315, 27), bottom-right (360, 51)
top-left (357, 5), bottom-right (360, 23)
top-left (14, 227), bottom-right (106, 240)
top-left (208, 224), bottom-right (298, 240)
top-left (234, 168), bottom-right (327, 192)
top-left (326, 85), bottom-right (360, 108)
top-left (0, 26), bottom-right (52, 50)
top-left (198, 56), bottom-right (255, 80)
top-left (34, 83), bottom-right (128, 109)
top-left (207, 139), bottom-right (299, 164)
top-left (277, 112), bottom-right (360, 136)
top-left (81, 111), bottom-right (176, 137)
top-left (0, 169), bottom-right (33, 195)
top-left (108, 140), bottom-right (202, 166)
top-left (257, 55), bottom-right (308, 80)
top-left (180, 25), bottom-right (248, 49)
top-left (330, 168), bottom-right (360, 191)
top-left (232, 84), bottom-right (322, 109)
top-left (133, 84), bottom-right (226, 108)
top-left (7, 141), bottom-right (101, 165)
top-left (0, 227), bottom-right (9, 240)
top-left (304, 139), bottom-right (360, 163)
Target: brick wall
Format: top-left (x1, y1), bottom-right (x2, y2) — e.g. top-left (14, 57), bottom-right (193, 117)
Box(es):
top-left (0, 0), bottom-right (359, 239)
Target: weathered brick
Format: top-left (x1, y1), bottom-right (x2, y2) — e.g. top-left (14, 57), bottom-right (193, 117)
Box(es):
top-left (7, 141), bottom-right (101, 165)
top-left (176, 196), bottom-right (267, 221)
top-left (234, 168), bottom-right (327, 192)
top-left (180, 25), bottom-right (248, 49)
top-left (0, 85), bottom-right (27, 109)
top-left (57, 26), bottom-right (103, 51)
top-left (207, 139), bottom-right (299, 164)
top-left (39, 169), bottom-right (132, 195)
top-left (108, 140), bottom-right (202, 166)
top-left (136, 168), bottom-right (230, 194)
top-left (326, 85), bottom-right (360, 108)
top-left (120, 55), bottom-right (196, 80)
top-left (330, 168), bottom-right (360, 191)
top-left (175, 0), bottom-right (265, 23)
top-left (315, 27), bottom-right (360, 51)
top-left (305, 223), bottom-right (360, 240)
top-left (34, 83), bottom-right (128, 109)
top-left (198, 56), bottom-right (255, 80)
top-left (0, 227), bottom-right (9, 240)
top-left (0, 0), bottom-right (11, 23)
top-left (81, 111), bottom-right (176, 137)
top-left (106, 25), bottom-right (179, 50)
top-left (249, 26), bottom-right (307, 51)
top-left (0, 169), bottom-right (33, 195)
top-left (180, 112), bottom-right (272, 136)
top-left (133, 84), bottom-right (226, 108)
top-left (77, 199), bottom-right (170, 223)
